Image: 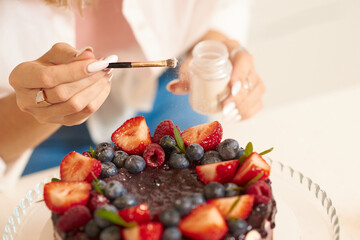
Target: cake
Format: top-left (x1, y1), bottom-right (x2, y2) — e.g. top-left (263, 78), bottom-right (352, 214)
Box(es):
top-left (43, 116), bottom-right (277, 240)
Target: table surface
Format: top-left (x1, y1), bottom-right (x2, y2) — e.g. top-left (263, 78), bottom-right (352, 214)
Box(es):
top-left (1, 83), bottom-right (359, 240)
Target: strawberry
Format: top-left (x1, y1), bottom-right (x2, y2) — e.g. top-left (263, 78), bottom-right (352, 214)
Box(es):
top-left (232, 152), bottom-right (270, 186)
top-left (178, 204), bottom-right (228, 240)
top-left (152, 120), bottom-right (180, 144)
top-left (56, 205), bottom-right (91, 232)
top-left (118, 203), bottom-right (151, 224)
top-left (196, 160), bottom-right (239, 184)
top-left (181, 121), bottom-right (223, 151)
top-left (207, 195), bottom-right (254, 219)
top-left (44, 181), bottom-right (91, 215)
top-left (111, 116), bottom-right (152, 155)
top-left (60, 151), bottom-right (101, 182)
top-left (121, 222), bottom-right (163, 240)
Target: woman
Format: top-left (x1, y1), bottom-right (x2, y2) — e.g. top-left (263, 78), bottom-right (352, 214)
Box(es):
top-left (0, 0), bottom-right (265, 185)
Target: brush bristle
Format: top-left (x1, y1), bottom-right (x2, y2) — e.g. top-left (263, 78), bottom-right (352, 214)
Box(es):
top-left (166, 58), bottom-right (178, 68)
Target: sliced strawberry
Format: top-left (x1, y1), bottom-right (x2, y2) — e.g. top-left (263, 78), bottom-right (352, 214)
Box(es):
top-left (121, 222), bottom-right (163, 240)
top-left (56, 205), bottom-right (91, 233)
top-left (60, 151), bottom-right (101, 182)
top-left (178, 204), bottom-right (228, 240)
top-left (118, 203), bottom-right (151, 224)
top-left (152, 120), bottom-right (180, 143)
top-left (181, 121), bottom-right (223, 151)
top-left (111, 116), bottom-right (152, 155)
top-left (232, 152), bottom-right (270, 186)
top-left (207, 195), bottom-right (254, 219)
top-left (196, 160), bottom-right (239, 184)
top-left (44, 181), bottom-right (91, 215)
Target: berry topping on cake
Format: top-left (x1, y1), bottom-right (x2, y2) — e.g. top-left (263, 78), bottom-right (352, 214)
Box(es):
top-left (124, 155), bottom-right (146, 173)
top-left (217, 139), bottom-right (240, 160)
top-left (196, 160), bottom-right (239, 184)
top-left (44, 181), bottom-right (91, 214)
top-left (60, 151), bottom-right (101, 182)
top-left (245, 180), bottom-right (272, 204)
top-left (168, 152), bottom-right (190, 169)
top-left (87, 191), bottom-right (110, 212)
top-left (118, 203), bottom-right (151, 224)
top-left (111, 116), bottom-right (152, 155)
top-left (185, 143), bottom-right (204, 162)
top-left (121, 222), bottom-right (163, 240)
top-left (178, 204), bottom-right (228, 240)
top-left (143, 143), bottom-right (166, 167)
top-left (56, 205), bottom-right (92, 233)
top-left (207, 195), bottom-right (254, 219)
top-left (152, 120), bottom-right (180, 144)
top-left (232, 152), bottom-right (270, 186)
top-left (181, 121), bottom-right (223, 151)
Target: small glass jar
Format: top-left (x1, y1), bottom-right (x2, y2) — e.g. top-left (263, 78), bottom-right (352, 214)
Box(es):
top-left (189, 40), bottom-right (232, 114)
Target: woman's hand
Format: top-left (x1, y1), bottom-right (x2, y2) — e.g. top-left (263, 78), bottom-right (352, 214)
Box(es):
top-left (9, 42), bottom-right (117, 126)
top-left (167, 40), bottom-right (265, 122)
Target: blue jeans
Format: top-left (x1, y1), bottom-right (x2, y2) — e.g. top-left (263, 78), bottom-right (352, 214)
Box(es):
top-left (22, 68), bottom-right (208, 176)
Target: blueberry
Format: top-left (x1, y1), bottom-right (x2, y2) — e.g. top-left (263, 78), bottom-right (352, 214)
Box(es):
top-left (104, 180), bottom-right (127, 200)
top-left (97, 146), bottom-right (115, 162)
top-left (113, 193), bottom-right (138, 210)
top-left (173, 196), bottom-right (193, 217)
top-left (95, 142), bottom-right (113, 155)
top-left (124, 155), bottom-right (146, 173)
top-left (112, 150), bottom-right (129, 168)
top-left (99, 225), bottom-right (120, 240)
top-left (100, 162), bottom-right (118, 178)
top-left (235, 147), bottom-right (245, 159)
top-left (159, 135), bottom-right (177, 156)
top-left (227, 219), bottom-right (248, 236)
top-left (224, 183), bottom-right (241, 197)
top-left (94, 204), bottom-right (117, 228)
top-left (162, 227), bottom-right (182, 240)
top-left (159, 207), bottom-right (181, 227)
top-left (223, 235), bottom-right (236, 240)
top-left (92, 179), bottom-right (107, 191)
top-left (168, 152), bottom-right (189, 169)
top-left (190, 193), bottom-right (205, 207)
top-left (217, 139), bottom-right (239, 160)
top-left (85, 220), bottom-right (100, 237)
top-left (203, 182), bottom-right (225, 200)
top-left (51, 212), bottom-right (61, 225)
top-left (201, 151), bottom-right (222, 165)
top-left (185, 144), bottom-right (204, 162)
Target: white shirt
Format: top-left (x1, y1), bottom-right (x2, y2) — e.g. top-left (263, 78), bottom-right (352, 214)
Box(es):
top-left (0, 0), bottom-right (252, 189)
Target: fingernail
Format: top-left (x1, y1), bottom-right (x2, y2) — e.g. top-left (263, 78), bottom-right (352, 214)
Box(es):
top-left (76, 46), bottom-right (93, 57)
top-left (87, 60), bottom-right (109, 73)
top-left (223, 109), bottom-right (240, 122)
top-left (234, 114), bottom-right (242, 122)
top-left (105, 54), bottom-right (118, 63)
top-left (108, 73), bottom-right (113, 83)
top-left (231, 81), bottom-right (242, 96)
top-left (222, 102), bottom-right (236, 115)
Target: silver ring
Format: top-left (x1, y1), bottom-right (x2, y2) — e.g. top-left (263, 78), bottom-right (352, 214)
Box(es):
top-left (36, 89), bottom-right (51, 105)
top-left (230, 46), bottom-right (247, 60)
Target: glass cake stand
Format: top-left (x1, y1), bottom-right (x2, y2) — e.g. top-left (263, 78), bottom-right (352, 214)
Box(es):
top-left (2, 159), bottom-right (340, 240)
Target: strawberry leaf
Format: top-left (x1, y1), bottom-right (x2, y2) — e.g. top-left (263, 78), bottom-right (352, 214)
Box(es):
top-left (90, 146), bottom-right (97, 158)
top-left (245, 171), bottom-right (264, 188)
top-left (259, 147), bottom-right (274, 156)
top-left (226, 196), bottom-right (241, 217)
top-left (173, 126), bottom-right (185, 153)
top-left (96, 209), bottom-right (137, 228)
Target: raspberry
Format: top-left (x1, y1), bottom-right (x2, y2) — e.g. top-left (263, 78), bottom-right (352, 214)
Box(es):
top-left (152, 120), bottom-right (180, 144)
top-left (245, 180), bottom-right (272, 204)
top-left (143, 143), bottom-right (165, 168)
top-left (56, 205), bottom-right (92, 233)
top-left (87, 191), bottom-right (110, 212)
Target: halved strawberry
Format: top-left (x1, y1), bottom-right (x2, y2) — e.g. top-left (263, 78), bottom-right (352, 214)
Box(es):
top-left (181, 121), bottom-right (223, 151)
top-left (111, 116), bottom-right (152, 155)
top-left (196, 160), bottom-right (239, 184)
top-left (207, 195), bottom-right (254, 219)
top-left (60, 151), bottom-right (101, 182)
top-left (44, 181), bottom-right (91, 215)
top-left (178, 204), bottom-right (228, 240)
top-left (232, 152), bottom-right (270, 186)
top-left (152, 120), bottom-right (180, 143)
top-left (118, 203), bottom-right (151, 224)
top-left (121, 222), bottom-right (163, 240)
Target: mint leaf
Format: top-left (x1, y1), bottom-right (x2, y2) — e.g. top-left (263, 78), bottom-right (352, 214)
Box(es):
top-left (91, 171), bottom-right (104, 195)
top-left (245, 171), bottom-right (264, 188)
top-left (227, 196), bottom-right (241, 216)
top-left (96, 209), bottom-right (137, 228)
top-left (244, 142), bottom-right (253, 157)
top-left (259, 147), bottom-right (274, 156)
top-left (51, 178), bottom-right (61, 182)
top-left (238, 155), bottom-right (247, 165)
top-left (173, 126), bottom-right (186, 153)
top-left (90, 146), bottom-right (97, 158)
top-left (35, 199), bottom-right (44, 203)
top-left (166, 140), bottom-right (182, 153)
top-left (230, 186), bottom-right (245, 191)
